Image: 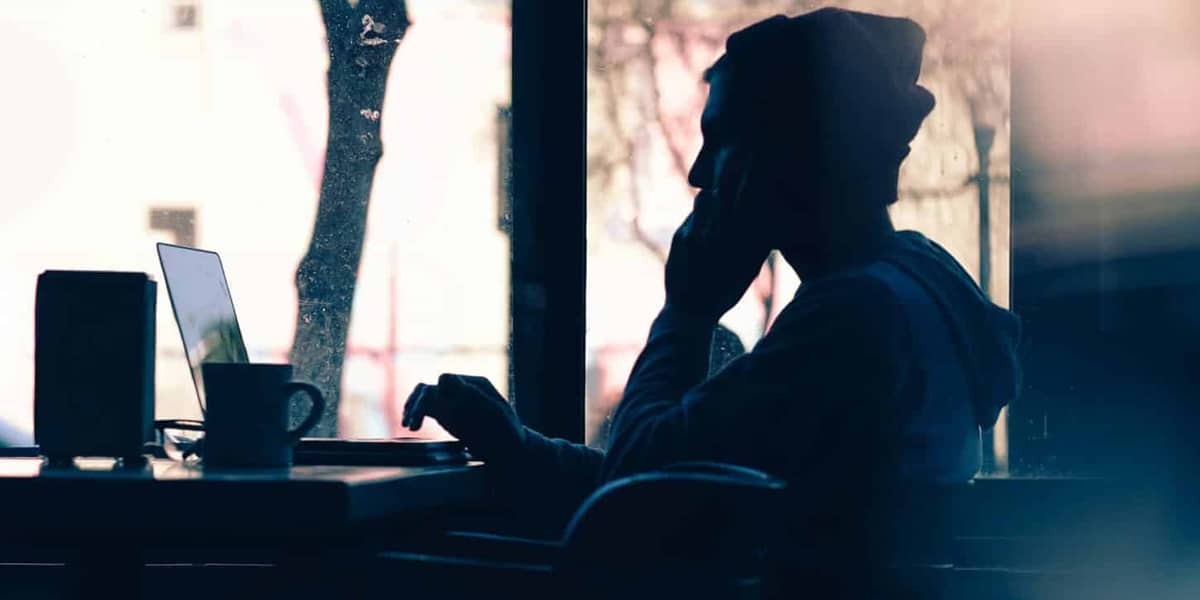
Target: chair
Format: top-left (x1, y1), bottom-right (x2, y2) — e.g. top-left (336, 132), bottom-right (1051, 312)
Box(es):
top-left (374, 461), bottom-right (787, 599)
top-left (761, 481), bottom-right (963, 600)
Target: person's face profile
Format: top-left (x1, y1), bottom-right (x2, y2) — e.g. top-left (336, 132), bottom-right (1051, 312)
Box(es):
top-left (689, 66), bottom-right (810, 247)
top-left (688, 67), bottom-right (737, 194)
top-left (689, 69), bottom-right (771, 215)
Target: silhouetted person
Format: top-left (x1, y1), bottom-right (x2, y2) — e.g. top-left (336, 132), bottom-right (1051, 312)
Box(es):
top-left (404, 8), bottom-right (1020, 595)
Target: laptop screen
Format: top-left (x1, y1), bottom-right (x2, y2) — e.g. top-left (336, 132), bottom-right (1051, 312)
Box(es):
top-left (157, 243), bottom-right (249, 411)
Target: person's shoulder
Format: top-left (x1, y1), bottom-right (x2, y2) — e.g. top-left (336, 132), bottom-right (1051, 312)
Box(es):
top-left (805, 265), bottom-right (901, 295)
top-left (763, 265), bottom-right (912, 352)
top-left (779, 264), bottom-right (904, 325)
top-left (750, 267), bottom-right (909, 365)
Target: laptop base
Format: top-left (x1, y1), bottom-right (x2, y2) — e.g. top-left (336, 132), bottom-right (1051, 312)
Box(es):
top-left (294, 438), bottom-right (469, 467)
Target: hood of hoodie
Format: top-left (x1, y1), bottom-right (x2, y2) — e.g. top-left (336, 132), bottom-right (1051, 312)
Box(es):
top-left (882, 230), bottom-right (1022, 429)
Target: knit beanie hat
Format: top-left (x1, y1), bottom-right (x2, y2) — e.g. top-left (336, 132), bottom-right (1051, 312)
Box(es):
top-left (711, 8), bottom-right (936, 200)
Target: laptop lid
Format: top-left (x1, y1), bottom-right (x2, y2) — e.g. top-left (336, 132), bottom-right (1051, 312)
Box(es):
top-left (156, 243), bottom-right (250, 413)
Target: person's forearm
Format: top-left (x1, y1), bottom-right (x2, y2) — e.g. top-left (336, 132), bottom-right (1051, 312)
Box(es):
top-left (601, 306), bottom-right (714, 479)
top-left (521, 428), bottom-right (604, 495)
top-left (482, 426), bottom-right (603, 533)
top-left (610, 306), bottom-right (714, 429)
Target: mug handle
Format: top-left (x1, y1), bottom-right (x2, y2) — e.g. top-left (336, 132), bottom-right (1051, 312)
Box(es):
top-left (284, 382), bottom-right (326, 444)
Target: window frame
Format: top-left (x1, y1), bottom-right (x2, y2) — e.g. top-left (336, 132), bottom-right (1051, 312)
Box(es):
top-left (509, 0), bottom-right (588, 443)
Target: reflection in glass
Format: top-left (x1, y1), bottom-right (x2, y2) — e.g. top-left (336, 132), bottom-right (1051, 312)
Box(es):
top-left (158, 244), bottom-right (249, 413)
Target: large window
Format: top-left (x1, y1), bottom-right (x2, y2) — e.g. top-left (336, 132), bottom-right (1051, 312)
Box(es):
top-left (585, 0), bottom-right (1012, 466)
top-left (6, 0), bottom-right (1191, 483)
top-left (0, 0), bottom-right (510, 443)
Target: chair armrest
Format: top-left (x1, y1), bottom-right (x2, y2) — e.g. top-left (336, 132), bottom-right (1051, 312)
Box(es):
top-left (657, 461), bottom-right (781, 481)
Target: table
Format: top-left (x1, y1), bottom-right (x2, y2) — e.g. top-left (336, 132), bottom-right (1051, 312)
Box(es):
top-left (0, 457), bottom-right (487, 596)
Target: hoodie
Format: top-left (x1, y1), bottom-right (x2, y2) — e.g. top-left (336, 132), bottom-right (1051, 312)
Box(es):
top-left (882, 231), bottom-right (1022, 431)
top-left (599, 229), bottom-right (1021, 484)
top-left (590, 228), bottom-right (1021, 588)
top-left (504, 229), bottom-right (1021, 538)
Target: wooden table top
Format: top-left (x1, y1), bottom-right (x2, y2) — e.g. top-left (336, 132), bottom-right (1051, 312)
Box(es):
top-left (0, 457), bottom-right (487, 536)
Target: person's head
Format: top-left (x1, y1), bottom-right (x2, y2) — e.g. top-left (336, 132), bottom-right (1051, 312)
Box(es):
top-left (687, 8), bottom-right (935, 273)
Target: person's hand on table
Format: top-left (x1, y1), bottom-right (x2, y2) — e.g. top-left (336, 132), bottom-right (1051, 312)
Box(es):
top-left (402, 373), bottom-right (526, 462)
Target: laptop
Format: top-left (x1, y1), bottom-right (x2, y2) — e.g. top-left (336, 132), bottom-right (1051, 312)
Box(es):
top-left (156, 242), bottom-right (467, 466)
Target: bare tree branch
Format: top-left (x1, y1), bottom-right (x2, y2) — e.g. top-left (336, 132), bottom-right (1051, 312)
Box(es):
top-left (592, 3), bottom-right (669, 262)
top-left (640, 20), bottom-right (700, 194)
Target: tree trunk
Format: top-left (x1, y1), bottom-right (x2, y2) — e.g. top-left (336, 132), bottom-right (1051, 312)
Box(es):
top-left (290, 0), bottom-right (410, 435)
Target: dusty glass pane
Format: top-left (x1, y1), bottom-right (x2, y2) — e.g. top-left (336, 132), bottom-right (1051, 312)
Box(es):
top-left (0, 0), bottom-right (510, 443)
top-left (585, 0), bottom-right (1011, 466)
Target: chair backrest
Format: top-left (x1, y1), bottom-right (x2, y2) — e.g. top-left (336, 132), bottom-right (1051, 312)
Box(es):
top-left (747, 481), bottom-right (964, 599)
top-left (559, 461), bottom-right (786, 577)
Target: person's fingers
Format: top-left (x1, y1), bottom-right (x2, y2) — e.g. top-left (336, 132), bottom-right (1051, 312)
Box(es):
top-left (679, 211), bottom-right (698, 239)
top-left (692, 190), bottom-right (717, 239)
top-left (401, 385), bottom-right (419, 430)
top-left (402, 383), bottom-right (427, 428)
top-left (668, 213), bottom-right (697, 262)
top-left (731, 152), bottom-right (755, 223)
top-left (401, 385), bottom-right (414, 428)
top-left (402, 384), bottom-right (433, 431)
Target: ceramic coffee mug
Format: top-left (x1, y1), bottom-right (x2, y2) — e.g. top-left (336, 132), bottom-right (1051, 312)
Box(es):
top-left (201, 363), bottom-right (324, 468)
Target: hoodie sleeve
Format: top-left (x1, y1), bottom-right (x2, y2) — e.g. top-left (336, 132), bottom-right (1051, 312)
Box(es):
top-left (600, 274), bottom-right (909, 482)
top-left (485, 426), bottom-right (605, 531)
